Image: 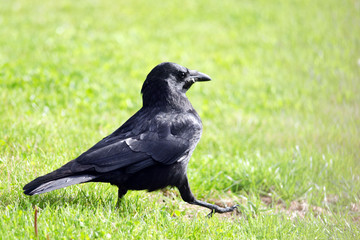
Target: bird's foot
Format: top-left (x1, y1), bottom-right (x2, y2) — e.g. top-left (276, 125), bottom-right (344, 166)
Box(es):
top-left (207, 204), bottom-right (239, 218)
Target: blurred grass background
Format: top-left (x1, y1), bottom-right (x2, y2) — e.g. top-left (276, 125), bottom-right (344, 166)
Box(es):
top-left (0, 0), bottom-right (359, 239)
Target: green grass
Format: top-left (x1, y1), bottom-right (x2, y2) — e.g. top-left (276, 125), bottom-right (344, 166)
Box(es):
top-left (1, 0), bottom-right (359, 239)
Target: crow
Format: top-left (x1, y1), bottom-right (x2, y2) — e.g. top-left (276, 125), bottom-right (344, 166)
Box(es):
top-left (23, 62), bottom-right (238, 216)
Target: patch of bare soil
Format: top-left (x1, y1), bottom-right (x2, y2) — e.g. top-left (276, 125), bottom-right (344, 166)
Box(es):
top-left (350, 201), bottom-right (360, 223)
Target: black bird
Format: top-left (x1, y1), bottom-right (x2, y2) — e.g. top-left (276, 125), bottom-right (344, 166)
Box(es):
top-left (23, 62), bottom-right (238, 216)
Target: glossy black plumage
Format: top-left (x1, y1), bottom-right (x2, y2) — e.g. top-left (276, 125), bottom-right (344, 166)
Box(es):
top-left (23, 62), bottom-right (238, 216)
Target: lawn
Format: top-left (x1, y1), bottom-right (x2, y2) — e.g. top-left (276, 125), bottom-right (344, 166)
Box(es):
top-left (1, 0), bottom-right (359, 239)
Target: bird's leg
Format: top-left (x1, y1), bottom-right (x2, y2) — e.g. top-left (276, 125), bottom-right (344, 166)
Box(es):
top-left (116, 187), bottom-right (128, 208)
top-left (177, 177), bottom-right (238, 217)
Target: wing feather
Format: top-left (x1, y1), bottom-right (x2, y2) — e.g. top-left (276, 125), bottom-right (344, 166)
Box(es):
top-left (70, 110), bottom-right (200, 174)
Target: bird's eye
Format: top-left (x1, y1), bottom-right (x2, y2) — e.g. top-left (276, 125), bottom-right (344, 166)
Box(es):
top-left (179, 72), bottom-right (186, 79)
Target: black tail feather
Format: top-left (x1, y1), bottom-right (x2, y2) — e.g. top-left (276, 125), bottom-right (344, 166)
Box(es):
top-left (23, 174), bottom-right (97, 195)
top-left (23, 160), bottom-right (98, 195)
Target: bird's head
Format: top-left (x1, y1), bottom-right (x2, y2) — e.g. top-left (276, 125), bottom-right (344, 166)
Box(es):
top-left (141, 62), bottom-right (211, 107)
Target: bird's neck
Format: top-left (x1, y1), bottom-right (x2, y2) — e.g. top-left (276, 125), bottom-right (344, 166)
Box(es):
top-left (142, 89), bottom-right (193, 111)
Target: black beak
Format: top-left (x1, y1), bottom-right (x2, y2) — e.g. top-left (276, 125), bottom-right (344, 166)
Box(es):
top-left (189, 70), bottom-right (211, 82)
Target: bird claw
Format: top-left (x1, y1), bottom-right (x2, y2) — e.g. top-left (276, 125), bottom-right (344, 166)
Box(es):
top-left (206, 204), bottom-right (239, 218)
top-left (230, 204), bottom-right (240, 210)
top-left (207, 209), bottom-right (216, 218)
